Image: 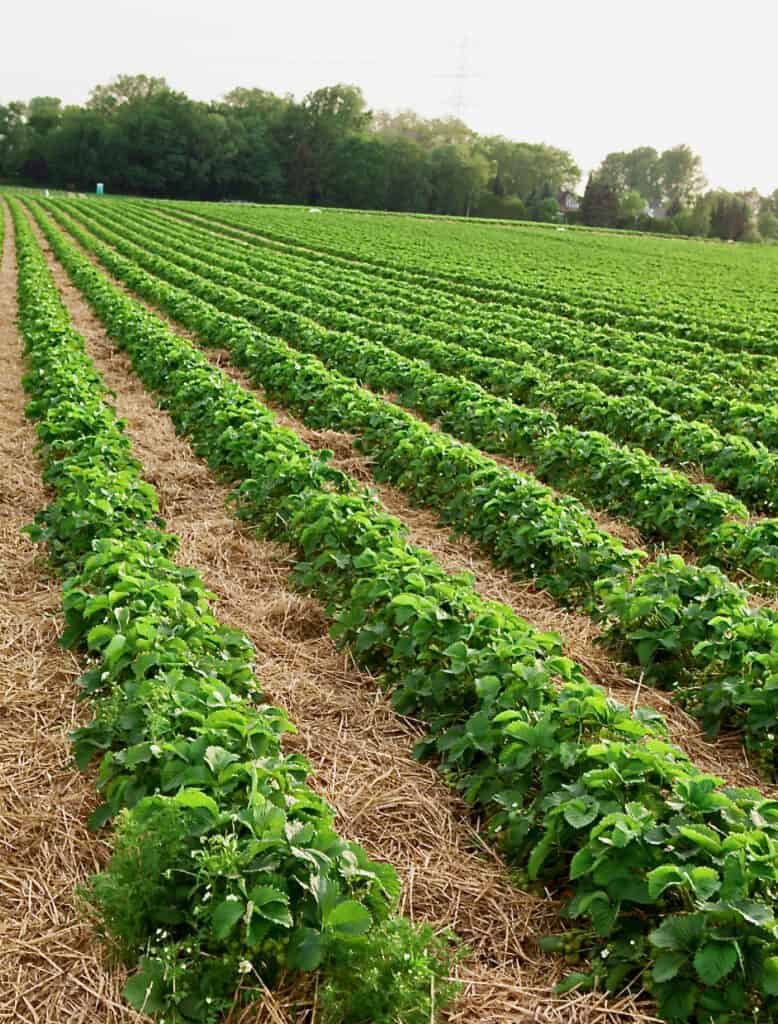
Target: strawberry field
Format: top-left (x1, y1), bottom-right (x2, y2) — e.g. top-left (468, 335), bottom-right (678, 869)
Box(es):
top-left (4, 192), bottom-right (778, 1024)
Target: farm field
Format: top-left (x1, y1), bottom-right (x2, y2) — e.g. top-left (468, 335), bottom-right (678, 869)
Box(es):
top-left (4, 190), bottom-right (778, 1024)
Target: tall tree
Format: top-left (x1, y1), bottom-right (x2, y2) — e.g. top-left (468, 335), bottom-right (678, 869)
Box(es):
top-left (580, 174), bottom-right (620, 227)
top-left (0, 101), bottom-right (27, 177)
top-left (481, 137), bottom-right (579, 201)
top-left (659, 144), bottom-right (706, 210)
top-left (427, 144), bottom-right (489, 216)
top-left (708, 192), bottom-right (752, 240)
top-left (88, 74), bottom-right (170, 112)
top-left (599, 147), bottom-right (662, 204)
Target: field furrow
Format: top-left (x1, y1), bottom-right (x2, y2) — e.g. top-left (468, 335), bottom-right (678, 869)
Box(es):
top-left (6, 187), bottom-right (778, 1024)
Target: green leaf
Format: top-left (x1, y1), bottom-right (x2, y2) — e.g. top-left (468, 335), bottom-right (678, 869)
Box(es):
top-left (693, 942), bottom-right (738, 986)
top-left (87, 802), bottom-right (113, 830)
top-left (762, 956), bottom-right (778, 996)
top-left (569, 845), bottom-right (597, 880)
top-left (211, 898), bottom-right (245, 940)
top-left (554, 972), bottom-right (593, 994)
top-left (527, 832), bottom-right (554, 881)
top-left (562, 796), bottom-right (599, 830)
top-left (325, 899), bottom-right (372, 937)
top-left (652, 951), bottom-right (687, 983)
top-left (86, 624), bottom-right (115, 649)
top-left (249, 885), bottom-right (293, 928)
top-left (650, 913), bottom-right (706, 952)
top-left (288, 927), bottom-right (324, 970)
top-left (729, 899), bottom-right (774, 926)
top-left (636, 638), bottom-right (657, 665)
top-left (204, 745), bottom-right (239, 775)
top-left (124, 969), bottom-right (165, 1013)
top-left (677, 825), bottom-right (721, 854)
top-left (173, 788), bottom-right (220, 818)
top-left (688, 866), bottom-right (720, 901)
top-left (123, 742), bottom-right (154, 767)
top-left (103, 633), bottom-right (127, 666)
top-left (647, 864), bottom-right (686, 899)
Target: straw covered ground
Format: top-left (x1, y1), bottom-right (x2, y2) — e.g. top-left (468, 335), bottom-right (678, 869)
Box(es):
top-left (4, 201), bottom-right (677, 1021)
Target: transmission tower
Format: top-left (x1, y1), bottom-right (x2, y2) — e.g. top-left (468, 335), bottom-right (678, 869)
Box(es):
top-left (444, 36), bottom-right (477, 122)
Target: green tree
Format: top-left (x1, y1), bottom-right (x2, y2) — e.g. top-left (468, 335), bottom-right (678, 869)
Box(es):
top-left (619, 189), bottom-right (647, 225)
top-left (427, 144), bottom-right (489, 216)
top-left (373, 110), bottom-right (475, 149)
top-left (580, 174), bottom-right (620, 227)
top-left (758, 208), bottom-right (778, 240)
top-left (708, 191), bottom-right (752, 240)
top-left (0, 101), bottom-right (27, 177)
top-left (88, 74), bottom-right (170, 112)
top-left (282, 83), bottom-right (371, 203)
top-left (214, 90), bottom-right (287, 200)
top-left (481, 137), bottom-right (579, 201)
top-left (383, 136), bottom-right (431, 211)
top-left (326, 134), bottom-right (390, 209)
top-left (599, 147), bottom-right (662, 203)
top-left (45, 106), bottom-right (106, 188)
top-left (659, 144), bottom-right (706, 209)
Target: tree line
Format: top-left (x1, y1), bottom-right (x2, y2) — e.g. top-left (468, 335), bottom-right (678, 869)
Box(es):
top-left (579, 145), bottom-right (778, 242)
top-left (1, 74), bottom-right (775, 239)
top-left (0, 75), bottom-right (578, 218)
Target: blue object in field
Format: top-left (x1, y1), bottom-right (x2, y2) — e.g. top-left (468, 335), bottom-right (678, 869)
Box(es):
top-left (96, 182), bottom-right (104, 196)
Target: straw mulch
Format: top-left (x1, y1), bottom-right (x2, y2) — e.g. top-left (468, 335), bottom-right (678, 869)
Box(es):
top-left (202, 349), bottom-right (770, 796)
top-left (0, 205), bottom-right (150, 1022)
top-left (25, 206), bottom-right (667, 1023)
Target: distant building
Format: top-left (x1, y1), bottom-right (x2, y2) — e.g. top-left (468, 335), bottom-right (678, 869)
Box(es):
top-left (557, 190), bottom-right (580, 214)
top-left (646, 201), bottom-right (668, 219)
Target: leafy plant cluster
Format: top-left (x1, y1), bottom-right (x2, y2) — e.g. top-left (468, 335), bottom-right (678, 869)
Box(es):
top-left (10, 198), bottom-right (459, 1024)
top-left (52, 197), bottom-right (778, 591)
top-left (72, 197), bottom-right (755, 536)
top-left (188, 200), bottom-right (778, 356)
top-left (165, 202), bottom-right (778, 439)
top-left (114, 199), bottom-right (778, 455)
top-left (34, 197), bottom-right (778, 771)
top-left (21, 195), bottom-right (778, 1023)
top-left (37, 197), bottom-right (643, 605)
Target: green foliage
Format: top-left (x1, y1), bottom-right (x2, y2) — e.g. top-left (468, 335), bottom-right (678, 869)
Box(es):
top-left (11, 196), bottom-right (456, 1023)
top-left (318, 918), bottom-right (464, 1024)
top-left (580, 174), bottom-right (621, 227)
top-left (22, 192), bottom-right (778, 1022)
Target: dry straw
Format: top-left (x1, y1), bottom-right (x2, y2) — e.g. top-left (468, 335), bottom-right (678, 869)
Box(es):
top-left (14, 200), bottom-right (763, 1022)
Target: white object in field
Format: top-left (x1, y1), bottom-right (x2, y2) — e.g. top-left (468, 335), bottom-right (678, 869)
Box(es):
top-left (44, 188), bottom-right (50, 197)
top-left (96, 182), bottom-right (104, 196)
top-left (308, 207), bottom-right (322, 214)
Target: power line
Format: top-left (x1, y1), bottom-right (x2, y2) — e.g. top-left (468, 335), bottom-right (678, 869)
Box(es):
top-left (440, 36), bottom-right (478, 121)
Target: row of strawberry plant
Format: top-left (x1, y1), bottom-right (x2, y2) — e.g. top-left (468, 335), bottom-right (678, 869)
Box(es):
top-left (32, 196), bottom-right (778, 776)
top-left (10, 197), bottom-right (458, 1024)
top-left (173, 201), bottom-right (778, 358)
top-left (25, 195), bottom-right (778, 1024)
top-left (37, 197), bottom-right (645, 602)
top-left (49, 198), bottom-right (778, 595)
top-left (68, 198), bottom-right (778, 517)
top-left (142, 203), bottom-right (778, 446)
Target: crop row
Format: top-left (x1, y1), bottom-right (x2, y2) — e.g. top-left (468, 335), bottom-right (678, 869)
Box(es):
top-left (23, 193), bottom-right (778, 1024)
top-left (48, 198), bottom-right (778, 591)
top-left (174, 204), bottom-right (778, 413)
top-left (10, 197), bottom-right (458, 1024)
top-left (32, 196), bottom-right (778, 773)
top-left (75, 198), bottom-right (778, 518)
top-left (174, 202), bottom-right (778, 357)
top-left (146, 204), bottom-right (778, 446)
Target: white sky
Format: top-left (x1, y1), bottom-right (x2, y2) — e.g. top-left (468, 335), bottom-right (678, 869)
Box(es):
top-left (4, 0), bottom-right (776, 194)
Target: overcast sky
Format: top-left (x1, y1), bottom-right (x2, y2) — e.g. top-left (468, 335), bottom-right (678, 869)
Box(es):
top-left (4, 0), bottom-right (775, 194)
